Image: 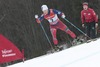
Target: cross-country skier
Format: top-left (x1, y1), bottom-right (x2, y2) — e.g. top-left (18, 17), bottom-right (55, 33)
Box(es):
top-left (81, 2), bottom-right (98, 39)
top-left (35, 5), bottom-right (77, 50)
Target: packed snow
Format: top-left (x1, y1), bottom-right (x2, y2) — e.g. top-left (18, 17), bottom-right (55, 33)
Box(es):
top-left (8, 39), bottom-right (100, 67)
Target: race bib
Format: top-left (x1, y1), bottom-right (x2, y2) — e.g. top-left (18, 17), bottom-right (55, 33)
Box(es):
top-left (48, 14), bottom-right (58, 23)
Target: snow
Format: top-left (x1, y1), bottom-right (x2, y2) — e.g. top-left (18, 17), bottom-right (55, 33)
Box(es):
top-left (7, 39), bottom-right (100, 67)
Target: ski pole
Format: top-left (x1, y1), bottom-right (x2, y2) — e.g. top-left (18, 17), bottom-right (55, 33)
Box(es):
top-left (35, 15), bottom-right (54, 51)
top-left (39, 23), bottom-right (54, 51)
top-left (63, 18), bottom-right (91, 39)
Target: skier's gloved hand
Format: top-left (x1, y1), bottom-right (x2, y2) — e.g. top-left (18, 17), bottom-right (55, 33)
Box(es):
top-left (82, 24), bottom-right (85, 28)
top-left (35, 15), bottom-right (38, 19)
top-left (95, 23), bottom-right (98, 28)
top-left (35, 15), bottom-right (41, 24)
top-left (61, 13), bottom-right (66, 18)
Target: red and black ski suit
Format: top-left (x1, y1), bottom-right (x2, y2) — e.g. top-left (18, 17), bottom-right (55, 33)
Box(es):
top-left (81, 8), bottom-right (98, 38)
top-left (36, 9), bottom-right (76, 45)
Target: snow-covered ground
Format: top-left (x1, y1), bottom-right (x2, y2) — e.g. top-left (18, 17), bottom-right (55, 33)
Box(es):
top-left (8, 39), bottom-right (100, 67)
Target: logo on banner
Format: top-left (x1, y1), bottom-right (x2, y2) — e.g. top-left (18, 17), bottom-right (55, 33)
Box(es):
top-left (0, 34), bottom-right (24, 64)
top-left (1, 49), bottom-right (16, 57)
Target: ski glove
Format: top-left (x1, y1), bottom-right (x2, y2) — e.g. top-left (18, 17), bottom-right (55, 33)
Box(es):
top-left (35, 15), bottom-right (38, 19)
top-left (35, 15), bottom-right (41, 23)
top-left (95, 23), bottom-right (98, 28)
top-left (82, 24), bottom-right (85, 28)
top-left (61, 14), bottom-right (66, 18)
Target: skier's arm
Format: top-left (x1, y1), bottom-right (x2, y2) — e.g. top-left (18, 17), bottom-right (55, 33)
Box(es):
top-left (91, 9), bottom-right (98, 23)
top-left (81, 11), bottom-right (85, 24)
top-left (81, 11), bottom-right (85, 28)
top-left (91, 9), bottom-right (98, 28)
top-left (53, 9), bottom-right (65, 18)
top-left (35, 15), bottom-right (44, 23)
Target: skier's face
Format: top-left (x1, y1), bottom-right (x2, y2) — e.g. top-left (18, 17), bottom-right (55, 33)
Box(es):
top-left (43, 10), bottom-right (48, 15)
top-left (83, 5), bottom-right (88, 10)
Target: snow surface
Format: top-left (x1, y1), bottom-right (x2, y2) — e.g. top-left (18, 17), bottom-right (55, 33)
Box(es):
top-left (8, 39), bottom-right (100, 67)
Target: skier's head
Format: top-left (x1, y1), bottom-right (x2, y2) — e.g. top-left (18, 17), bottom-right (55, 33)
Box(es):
top-left (41, 5), bottom-right (48, 15)
top-left (83, 2), bottom-right (88, 10)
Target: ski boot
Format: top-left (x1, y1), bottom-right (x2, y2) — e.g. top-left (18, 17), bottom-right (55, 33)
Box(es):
top-left (72, 37), bottom-right (85, 46)
top-left (72, 38), bottom-right (78, 46)
top-left (54, 45), bottom-right (63, 52)
top-left (77, 38), bottom-right (84, 44)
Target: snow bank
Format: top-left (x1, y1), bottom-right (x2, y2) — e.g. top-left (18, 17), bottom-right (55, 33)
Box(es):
top-left (8, 39), bottom-right (100, 67)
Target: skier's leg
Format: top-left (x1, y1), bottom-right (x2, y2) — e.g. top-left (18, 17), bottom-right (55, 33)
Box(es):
top-left (50, 28), bottom-right (63, 51)
top-left (85, 23), bottom-right (91, 40)
top-left (57, 20), bottom-right (76, 39)
top-left (65, 29), bottom-right (76, 39)
top-left (65, 29), bottom-right (78, 45)
top-left (58, 20), bottom-right (77, 45)
top-left (60, 25), bottom-right (76, 39)
top-left (91, 22), bottom-right (96, 39)
top-left (50, 28), bottom-right (58, 45)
